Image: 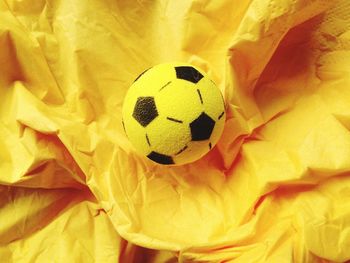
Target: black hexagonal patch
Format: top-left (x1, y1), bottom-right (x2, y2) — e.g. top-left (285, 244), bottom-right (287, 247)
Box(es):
top-left (133, 97), bottom-right (158, 127)
top-left (147, 151), bottom-right (174, 165)
top-left (175, 66), bottom-right (203, 83)
top-left (190, 112), bottom-right (215, 141)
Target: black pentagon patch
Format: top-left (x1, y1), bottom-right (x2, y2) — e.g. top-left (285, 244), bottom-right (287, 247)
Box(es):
top-left (190, 112), bottom-right (215, 141)
top-left (175, 66), bottom-right (203, 83)
top-left (147, 151), bottom-right (174, 165)
top-left (132, 97), bottom-right (158, 127)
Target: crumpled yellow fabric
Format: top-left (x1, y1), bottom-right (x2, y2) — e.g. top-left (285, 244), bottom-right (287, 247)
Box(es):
top-left (1, 0), bottom-right (350, 262)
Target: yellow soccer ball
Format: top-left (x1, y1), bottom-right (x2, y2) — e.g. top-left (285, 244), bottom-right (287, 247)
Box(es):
top-left (122, 63), bottom-right (225, 165)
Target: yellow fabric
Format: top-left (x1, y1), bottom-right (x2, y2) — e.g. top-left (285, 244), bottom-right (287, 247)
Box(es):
top-left (1, 0), bottom-right (350, 262)
top-left (122, 62), bottom-right (225, 165)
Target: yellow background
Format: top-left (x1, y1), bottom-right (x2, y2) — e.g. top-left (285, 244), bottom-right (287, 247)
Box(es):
top-left (1, 0), bottom-right (350, 262)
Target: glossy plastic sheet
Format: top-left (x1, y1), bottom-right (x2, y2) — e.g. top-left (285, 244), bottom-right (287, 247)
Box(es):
top-left (1, 0), bottom-right (350, 262)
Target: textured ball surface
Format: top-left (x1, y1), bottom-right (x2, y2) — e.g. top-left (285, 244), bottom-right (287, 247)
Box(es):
top-left (122, 63), bottom-right (225, 165)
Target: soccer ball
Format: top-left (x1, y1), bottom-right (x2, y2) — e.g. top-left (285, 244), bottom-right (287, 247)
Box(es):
top-left (122, 63), bottom-right (225, 165)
